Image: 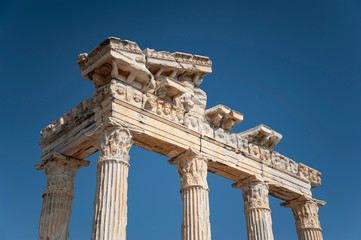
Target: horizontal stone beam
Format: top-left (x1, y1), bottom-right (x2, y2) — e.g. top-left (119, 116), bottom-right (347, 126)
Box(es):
top-left (38, 81), bottom-right (320, 200)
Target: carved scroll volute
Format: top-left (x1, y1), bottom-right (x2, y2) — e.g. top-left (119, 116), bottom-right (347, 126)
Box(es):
top-left (281, 197), bottom-right (325, 232)
top-left (98, 124), bottom-right (133, 164)
top-left (233, 175), bottom-right (270, 210)
top-left (168, 148), bottom-right (208, 189)
top-left (36, 154), bottom-right (90, 196)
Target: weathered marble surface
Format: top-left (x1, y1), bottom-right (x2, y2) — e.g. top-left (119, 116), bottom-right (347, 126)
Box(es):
top-left (38, 74), bottom-right (321, 200)
top-left (169, 149), bottom-right (211, 240)
top-left (233, 175), bottom-right (274, 240)
top-left (281, 196), bottom-right (325, 240)
top-left (36, 37), bottom-right (325, 240)
top-left (36, 153), bottom-right (89, 240)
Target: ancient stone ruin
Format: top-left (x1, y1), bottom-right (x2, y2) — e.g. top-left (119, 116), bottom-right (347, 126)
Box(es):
top-left (36, 37), bottom-right (325, 240)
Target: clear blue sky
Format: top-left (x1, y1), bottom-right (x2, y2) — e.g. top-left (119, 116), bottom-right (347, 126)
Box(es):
top-left (1, 0), bottom-right (360, 239)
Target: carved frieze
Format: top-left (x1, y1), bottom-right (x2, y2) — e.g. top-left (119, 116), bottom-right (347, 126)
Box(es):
top-left (144, 94), bottom-right (186, 124)
top-left (169, 148), bottom-right (208, 189)
top-left (182, 87), bottom-right (208, 122)
top-left (41, 37), bottom-right (323, 196)
top-left (237, 136), bottom-right (249, 153)
top-left (298, 163), bottom-right (322, 188)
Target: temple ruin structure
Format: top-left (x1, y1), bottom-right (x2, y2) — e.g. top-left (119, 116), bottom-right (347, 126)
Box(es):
top-left (36, 37), bottom-right (325, 240)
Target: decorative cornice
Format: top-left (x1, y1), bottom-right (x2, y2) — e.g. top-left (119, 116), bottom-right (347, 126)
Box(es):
top-left (238, 124), bottom-right (282, 150)
top-left (205, 104), bottom-right (243, 131)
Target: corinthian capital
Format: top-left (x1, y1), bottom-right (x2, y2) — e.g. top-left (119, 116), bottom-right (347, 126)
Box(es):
top-left (281, 196), bottom-right (325, 232)
top-left (168, 148), bottom-right (208, 189)
top-left (232, 175), bottom-right (270, 210)
top-left (35, 153), bottom-right (90, 195)
top-left (98, 124), bottom-right (133, 163)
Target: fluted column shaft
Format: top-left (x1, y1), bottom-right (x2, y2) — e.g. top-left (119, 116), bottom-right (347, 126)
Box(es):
top-left (91, 123), bottom-right (133, 240)
top-left (233, 175), bottom-right (274, 240)
top-left (281, 197), bottom-right (325, 240)
top-left (169, 149), bottom-right (211, 240)
top-left (36, 153), bottom-right (89, 240)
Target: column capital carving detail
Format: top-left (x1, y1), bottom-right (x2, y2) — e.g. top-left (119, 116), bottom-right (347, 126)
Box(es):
top-left (232, 175), bottom-right (270, 210)
top-left (98, 120), bottom-right (133, 164)
top-left (281, 196), bottom-right (325, 232)
top-left (35, 153), bottom-right (90, 196)
top-left (168, 148), bottom-right (208, 189)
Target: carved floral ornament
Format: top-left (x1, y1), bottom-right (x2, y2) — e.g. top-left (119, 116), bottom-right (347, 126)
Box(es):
top-left (232, 175), bottom-right (270, 210)
top-left (281, 196), bottom-right (326, 231)
top-left (39, 77), bottom-right (321, 189)
top-left (98, 119), bottom-right (134, 164)
top-left (40, 37), bottom-right (322, 192)
top-left (35, 153), bottom-right (90, 195)
top-left (168, 148), bottom-right (209, 189)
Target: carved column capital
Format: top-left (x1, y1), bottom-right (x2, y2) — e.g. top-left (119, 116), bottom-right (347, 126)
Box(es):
top-left (232, 175), bottom-right (270, 210)
top-left (98, 123), bottom-right (133, 164)
top-left (35, 153), bottom-right (90, 196)
top-left (281, 196), bottom-right (325, 233)
top-left (233, 175), bottom-right (274, 240)
top-left (168, 148), bottom-right (208, 189)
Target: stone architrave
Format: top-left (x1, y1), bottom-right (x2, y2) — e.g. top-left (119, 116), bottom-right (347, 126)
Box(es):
top-left (37, 37), bottom-right (327, 240)
top-left (169, 149), bottom-right (211, 240)
top-left (281, 196), bottom-right (325, 240)
top-left (91, 119), bottom-right (133, 240)
top-left (36, 153), bottom-right (90, 240)
top-left (233, 175), bottom-right (274, 240)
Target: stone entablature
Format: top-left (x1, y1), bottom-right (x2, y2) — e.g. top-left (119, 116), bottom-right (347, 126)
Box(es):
top-left (36, 37), bottom-right (325, 240)
top-left (77, 37), bottom-right (154, 92)
top-left (39, 78), bottom-right (321, 190)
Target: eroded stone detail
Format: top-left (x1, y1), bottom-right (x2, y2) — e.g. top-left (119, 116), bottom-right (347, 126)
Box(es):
top-left (169, 148), bottom-right (208, 189)
top-left (237, 136), bottom-right (319, 187)
top-left (36, 153), bottom-right (89, 240)
top-left (238, 124), bottom-right (282, 150)
top-left (92, 122), bottom-right (133, 240)
top-left (39, 100), bottom-right (92, 146)
top-left (281, 197), bottom-right (325, 240)
top-left (144, 48), bottom-right (212, 88)
top-left (233, 175), bottom-right (270, 210)
top-left (78, 37), bottom-right (155, 93)
top-left (233, 175), bottom-right (274, 240)
top-left (169, 148), bottom-right (211, 240)
top-left (298, 164), bottom-right (322, 188)
top-left (205, 104), bottom-right (243, 131)
top-left (36, 153), bottom-right (90, 195)
top-left (98, 124), bottom-right (133, 163)
top-left (38, 37), bottom-right (325, 240)
top-left (40, 38), bottom-right (321, 193)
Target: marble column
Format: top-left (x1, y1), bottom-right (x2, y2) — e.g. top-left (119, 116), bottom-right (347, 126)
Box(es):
top-left (281, 196), bottom-right (325, 240)
top-left (91, 123), bottom-right (133, 240)
top-left (169, 148), bottom-right (211, 240)
top-left (232, 175), bottom-right (274, 240)
top-left (36, 153), bottom-right (90, 240)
